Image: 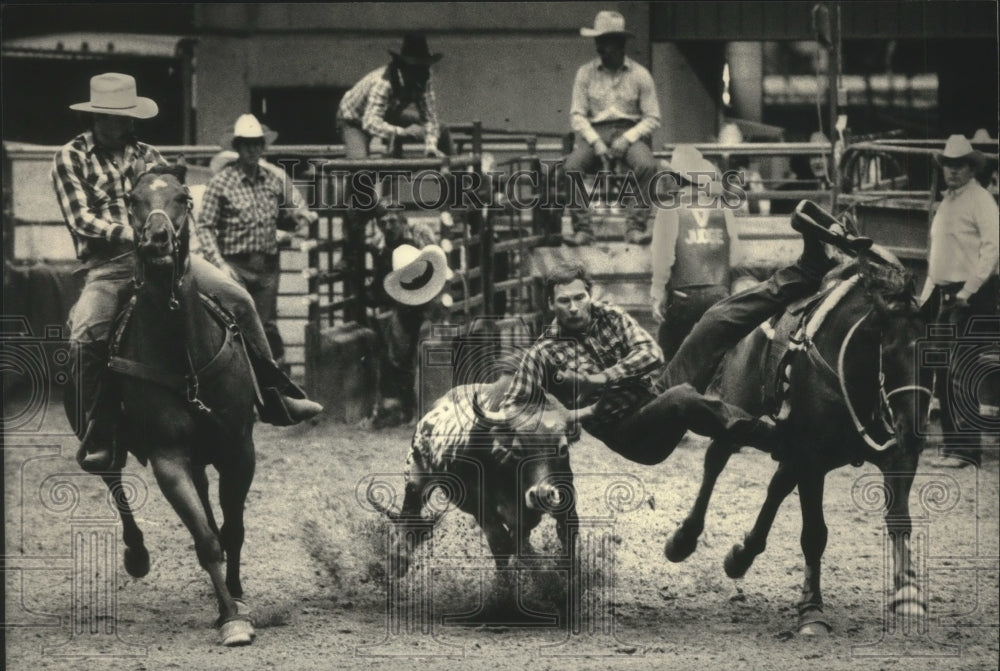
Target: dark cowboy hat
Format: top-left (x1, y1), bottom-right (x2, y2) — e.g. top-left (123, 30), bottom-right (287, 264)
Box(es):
top-left (389, 34), bottom-right (443, 65)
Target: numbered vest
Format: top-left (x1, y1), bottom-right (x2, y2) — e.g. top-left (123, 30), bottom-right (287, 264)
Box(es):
top-left (670, 207), bottom-right (731, 289)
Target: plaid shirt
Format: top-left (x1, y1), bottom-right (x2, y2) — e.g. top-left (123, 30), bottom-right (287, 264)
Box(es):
top-left (51, 132), bottom-right (166, 262)
top-left (195, 162), bottom-right (306, 267)
top-left (500, 302), bottom-right (664, 443)
top-left (338, 66), bottom-right (440, 151)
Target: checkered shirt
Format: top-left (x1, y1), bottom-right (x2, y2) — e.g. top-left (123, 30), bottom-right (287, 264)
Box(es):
top-left (500, 302), bottom-right (664, 442)
top-left (195, 163), bottom-right (306, 267)
top-left (51, 132), bottom-right (167, 261)
top-left (338, 66), bottom-right (440, 151)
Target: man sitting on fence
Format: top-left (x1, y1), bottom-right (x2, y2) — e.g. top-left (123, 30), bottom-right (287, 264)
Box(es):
top-left (336, 34), bottom-right (451, 159)
top-left (559, 10), bottom-right (661, 246)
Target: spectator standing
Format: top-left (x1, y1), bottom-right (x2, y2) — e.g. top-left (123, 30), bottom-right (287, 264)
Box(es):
top-left (920, 134), bottom-right (1000, 468)
top-left (650, 145), bottom-right (738, 362)
top-left (196, 114), bottom-right (318, 369)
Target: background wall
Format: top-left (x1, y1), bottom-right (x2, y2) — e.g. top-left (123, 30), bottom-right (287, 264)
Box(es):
top-left (192, 2), bottom-right (671, 148)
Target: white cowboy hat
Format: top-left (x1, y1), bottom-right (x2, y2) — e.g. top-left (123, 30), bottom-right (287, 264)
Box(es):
top-left (971, 128), bottom-right (993, 143)
top-left (219, 114), bottom-right (278, 150)
top-left (580, 10), bottom-right (634, 38)
top-left (209, 150), bottom-right (239, 175)
top-left (69, 73), bottom-right (158, 119)
top-left (936, 134), bottom-right (985, 169)
top-left (667, 144), bottom-right (719, 185)
top-left (384, 244), bottom-right (453, 306)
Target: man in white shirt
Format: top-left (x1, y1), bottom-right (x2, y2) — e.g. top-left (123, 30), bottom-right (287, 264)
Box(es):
top-left (562, 11), bottom-right (661, 246)
top-left (921, 134), bottom-right (1000, 468)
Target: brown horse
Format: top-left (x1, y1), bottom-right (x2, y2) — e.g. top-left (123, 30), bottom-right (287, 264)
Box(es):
top-left (663, 252), bottom-right (933, 635)
top-left (99, 165), bottom-right (258, 646)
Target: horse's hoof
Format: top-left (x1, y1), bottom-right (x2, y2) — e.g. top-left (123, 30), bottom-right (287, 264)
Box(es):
top-left (664, 528), bottom-right (698, 563)
top-left (723, 544), bottom-right (748, 579)
top-left (799, 621), bottom-right (832, 637)
top-left (890, 585), bottom-right (926, 616)
top-left (219, 616), bottom-right (255, 646)
top-left (123, 547), bottom-right (150, 578)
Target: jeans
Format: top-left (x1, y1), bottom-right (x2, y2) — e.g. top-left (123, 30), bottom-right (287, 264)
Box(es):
top-left (593, 258), bottom-right (827, 465)
top-left (338, 113), bottom-right (453, 160)
top-left (67, 252), bottom-right (276, 362)
top-left (661, 261), bottom-right (827, 394)
top-left (562, 122), bottom-right (658, 234)
top-left (921, 275), bottom-right (1000, 463)
top-left (657, 285), bottom-right (731, 364)
top-left (599, 383), bottom-right (766, 465)
top-left (225, 252), bottom-right (283, 363)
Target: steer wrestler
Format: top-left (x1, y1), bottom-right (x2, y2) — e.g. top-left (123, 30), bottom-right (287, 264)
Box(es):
top-left (500, 202), bottom-right (872, 464)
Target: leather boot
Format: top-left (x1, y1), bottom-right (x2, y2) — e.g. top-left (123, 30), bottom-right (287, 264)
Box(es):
top-left (733, 415), bottom-right (781, 451)
top-left (791, 200), bottom-right (873, 256)
top-left (250, 354), bottom-right (324, 426)
top-left (72, 341), bottom-right (119, 473)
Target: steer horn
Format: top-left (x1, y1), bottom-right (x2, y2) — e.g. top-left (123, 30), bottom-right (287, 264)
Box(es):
top-left (471, 391), bottom-right (509, 427)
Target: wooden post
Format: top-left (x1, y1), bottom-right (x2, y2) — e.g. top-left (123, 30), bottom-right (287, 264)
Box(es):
top-left (827, 2), bottom-right (842, 205)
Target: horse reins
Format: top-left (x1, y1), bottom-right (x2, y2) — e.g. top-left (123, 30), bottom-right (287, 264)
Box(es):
top-left (803, 307), bottom-right (932, 453)
top-left (123, 203), bottom-right (234, 427)
top-left (132, 206), bottom-right (187, 309)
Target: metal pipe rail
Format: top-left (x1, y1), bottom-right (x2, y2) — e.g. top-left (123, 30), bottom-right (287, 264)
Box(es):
top-left (844, 141), bottom-right (999, 162)
top-left (661, 141), bottom-right (835, 157)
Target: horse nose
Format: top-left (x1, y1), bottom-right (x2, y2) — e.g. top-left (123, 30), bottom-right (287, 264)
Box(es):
top-left (149, 228), bottom-right (169, 245)
top-left (526, 483), bottom-right (562, 511)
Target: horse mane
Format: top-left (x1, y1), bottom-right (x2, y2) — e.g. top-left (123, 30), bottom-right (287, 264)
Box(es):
top-left (137, 163), bottom-right (188, 185)
top-left (830, 248), bottom-right (917, 308)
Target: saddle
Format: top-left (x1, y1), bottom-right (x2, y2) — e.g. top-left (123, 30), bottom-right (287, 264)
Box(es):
top-left (757, 276), bottom-right (859, 418)
top-left (107, 293), bottom-right (260, 446)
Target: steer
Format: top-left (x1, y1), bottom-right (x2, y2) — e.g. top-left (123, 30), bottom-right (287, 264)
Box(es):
top-left (371, 375), bottom-right (589, 577)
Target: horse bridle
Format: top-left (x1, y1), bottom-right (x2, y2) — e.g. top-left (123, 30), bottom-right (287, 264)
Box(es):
top-left (131, 205), bottom-right (189, 311)
top-left (807, 308), bottom-right (933, 452)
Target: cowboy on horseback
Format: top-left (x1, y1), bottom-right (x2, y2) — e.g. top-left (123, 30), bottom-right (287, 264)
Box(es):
top-left (52, 73), bottom-right (323, 474)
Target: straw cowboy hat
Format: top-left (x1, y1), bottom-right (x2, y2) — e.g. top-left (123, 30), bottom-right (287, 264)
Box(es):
top-left (219, 114), bottom-right (278, 150)
top-left (69, 73), bottom-right (158, 119)
top-left (384, 244), bottom-right (453, 306)
top-left (668, 144), bottom-right (720, 186)
top-left (390, 34), bottom-right (443, 65)
top-left (580, 11), bottom-right (634, 38)
top-left (935, 134), bottom-right (985, 169)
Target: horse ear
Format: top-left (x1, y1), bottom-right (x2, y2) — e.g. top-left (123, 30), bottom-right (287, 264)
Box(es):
top-left (173, 155), bottom-right (188, 185)
top-left (856, 252), bottom-right (875, 291)
top-left (869, 288), bottom-right (890, 317)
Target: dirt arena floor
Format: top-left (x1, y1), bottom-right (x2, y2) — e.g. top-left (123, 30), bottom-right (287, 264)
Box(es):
top-left (4, 391), bottom-right (998, 671)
